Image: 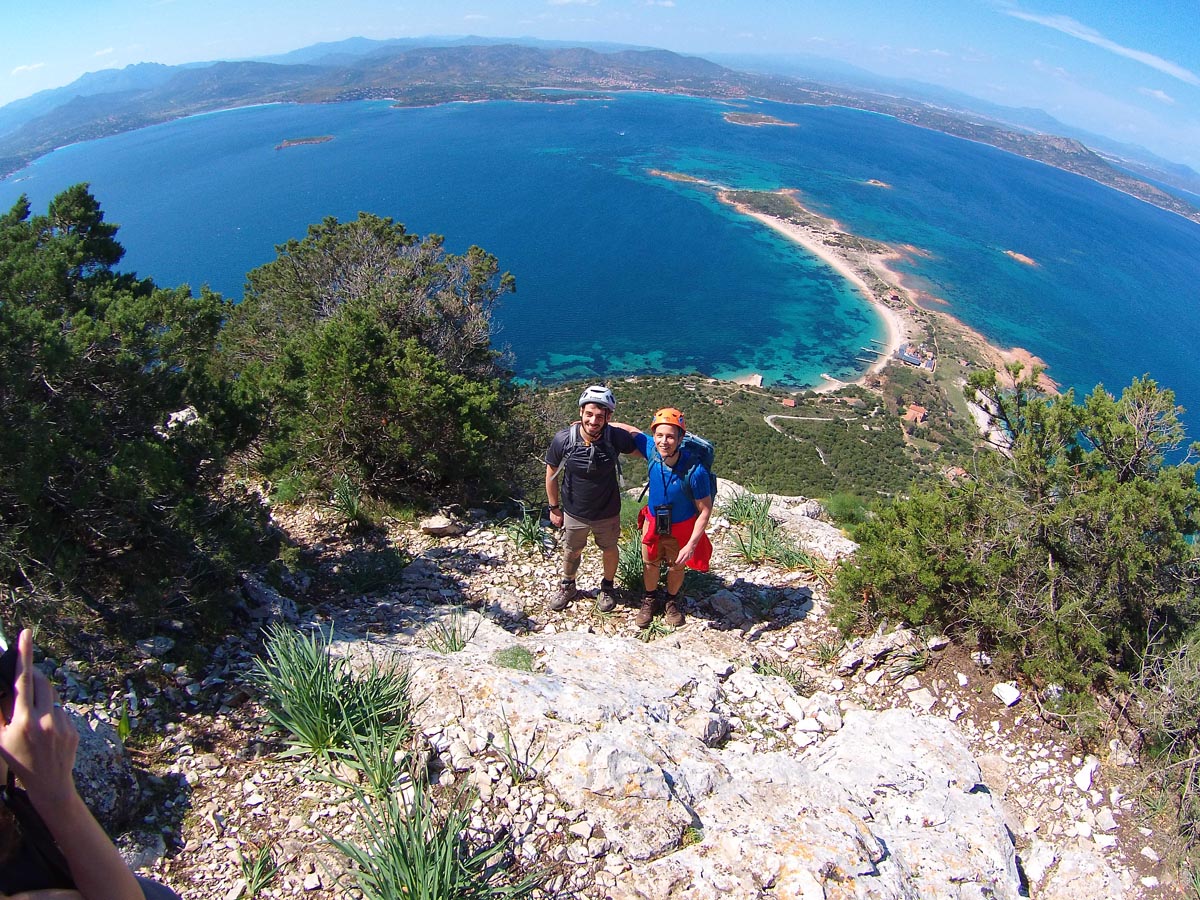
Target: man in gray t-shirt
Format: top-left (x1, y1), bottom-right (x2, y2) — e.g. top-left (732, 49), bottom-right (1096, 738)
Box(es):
top-left (544, 385), bottom-right (639, 613)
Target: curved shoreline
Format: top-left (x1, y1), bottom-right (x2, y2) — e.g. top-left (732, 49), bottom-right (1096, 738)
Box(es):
top-left (719, 192), bottom-right (908, 391)
top-left (712, 186), bottom-right (1056, 394)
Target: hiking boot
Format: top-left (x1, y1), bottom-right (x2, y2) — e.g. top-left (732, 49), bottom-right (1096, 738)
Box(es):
top-left (663, 594), bottom-right (685, 627)
top-left (596, 581), bottom-right (618, 613)
top-left (635, 591), bottom-right (661, 628)
top-left (549, 580), bottom-right (576, 611)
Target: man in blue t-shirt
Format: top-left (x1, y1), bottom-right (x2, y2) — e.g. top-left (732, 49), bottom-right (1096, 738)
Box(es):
top-left (624, 407), bottom-right (713, 627)
top-left (544, 385), bottom-right (640, 613)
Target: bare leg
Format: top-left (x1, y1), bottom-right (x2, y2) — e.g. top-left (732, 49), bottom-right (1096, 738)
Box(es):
top-left (601, 545), bottom-right (619, 582)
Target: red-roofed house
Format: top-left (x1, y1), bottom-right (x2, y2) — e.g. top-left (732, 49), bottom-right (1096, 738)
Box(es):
top-left (903, 404), bottom-right (928, 424)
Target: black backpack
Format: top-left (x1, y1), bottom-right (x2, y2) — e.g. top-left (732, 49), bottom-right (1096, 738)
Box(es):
top-left (553, 423), bottom-right (625, 487)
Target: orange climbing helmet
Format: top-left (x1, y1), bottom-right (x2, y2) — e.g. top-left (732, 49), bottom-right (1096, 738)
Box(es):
top-left (650, 407), bottom-right (686, 433)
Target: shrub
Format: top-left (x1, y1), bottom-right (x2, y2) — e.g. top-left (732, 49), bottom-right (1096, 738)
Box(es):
top-left (219, 213), bottom-right (540, 503)
top-left (0, 186), bottom-right (259, 637)
top-left (824, 492), bottom-right (870, 528)
top-left (833, 370), bottom-right (1200, 695)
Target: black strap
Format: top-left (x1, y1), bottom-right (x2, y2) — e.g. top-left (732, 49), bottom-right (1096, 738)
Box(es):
top-left (642, 452), bottom-right (697, 509)
top-left (0, 772), bottom-right (75, 891)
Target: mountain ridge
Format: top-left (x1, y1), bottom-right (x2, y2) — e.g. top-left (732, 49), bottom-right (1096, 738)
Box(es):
top-left (2, 41), bottom-right (1198, 224)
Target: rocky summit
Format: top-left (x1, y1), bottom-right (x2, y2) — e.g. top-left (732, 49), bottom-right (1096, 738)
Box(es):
top-left (62, 484), bottom-right (1173, 898)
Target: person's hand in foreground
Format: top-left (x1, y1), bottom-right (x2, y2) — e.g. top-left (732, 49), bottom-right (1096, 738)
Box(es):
top-left (0, 629), bottom-right (143, 900)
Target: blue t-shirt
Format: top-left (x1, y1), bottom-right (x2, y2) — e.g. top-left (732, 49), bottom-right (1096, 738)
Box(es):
top-left (633, 432), bottom-right (711, 522)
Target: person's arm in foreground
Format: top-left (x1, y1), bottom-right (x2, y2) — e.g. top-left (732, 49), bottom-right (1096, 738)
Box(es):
top-left (0, 630), bottom-right (143, 900)
top-left (673, 493), bottom-right (713, 570)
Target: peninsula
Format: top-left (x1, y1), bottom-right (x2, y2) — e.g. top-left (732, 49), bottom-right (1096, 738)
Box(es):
top-left (701, 182), bottom-right (1054, 394)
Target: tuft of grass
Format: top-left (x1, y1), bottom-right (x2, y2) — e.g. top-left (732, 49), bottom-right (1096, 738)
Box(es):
top-left (814, 637), bottom-right (844, 666)
top-left (252, 625), bottom-right (414, 763)
top-left (426, 606), bottom-right (480, 654)
top-left (491, 645), bottom-right (535, 672)
top-left (724, 496), bottom-right (835, 582)
top-left (491, 708), bottom-right (544, 785)
top-left (680, 826), bottom-right (703, 848)
top-left (503, 503), bottom-right (556, 556)
top-left (719, 488), bottom-right (769, 525)
top-left (616, 527), bottom-right (646, 591)
top-left (335, 546), bottom-right (411, 595)
top-left (887, 648), bottom-right (929, 678)
top-left (753, 659), bottom-right (817, 697)
top-left (325, 777), bottom-right (541, 900)
top-left (637, 618), bottom-right (675, 643)
top-left (330, 472), bottom-right (371, 530)
top-left (238, 842), bottom-right (280, 899)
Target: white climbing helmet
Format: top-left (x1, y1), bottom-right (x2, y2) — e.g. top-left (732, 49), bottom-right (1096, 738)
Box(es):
top-left (578, 385), bottom-right (616, 411)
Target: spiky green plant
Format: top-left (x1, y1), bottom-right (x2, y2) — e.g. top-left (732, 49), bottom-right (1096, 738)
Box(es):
top-left (238, 842), bottom-right (280, 899)
top-left (616, 527), bottom-right (646, 591)
top-left (426, 607), bottom-right (480, 653)
top-left (814, 637), bottom-right (844, 666)
top-left (252, 625), bottom-right (413, 762)
top-left (491, 709), bottom-right (544, 785)
top-left (637, 618), bottom-right (675, 643)
top-left (753, 659), bottom-right (817, 696)
top-left (719, 489), bottom-right (770, 525)
top-left (503, 504), bottom-right (555, 555)
top-left (325, 778), bottom-right (541, 900)
top-left (330, 472), bottom-right (371, 529)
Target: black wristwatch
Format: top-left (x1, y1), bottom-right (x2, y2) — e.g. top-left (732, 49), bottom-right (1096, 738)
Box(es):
top-left (548, 504), bottom-right (561, 511)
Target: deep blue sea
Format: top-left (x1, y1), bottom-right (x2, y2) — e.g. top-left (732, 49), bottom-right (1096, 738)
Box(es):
top-left (4, 92), bottom-right (1200, 425)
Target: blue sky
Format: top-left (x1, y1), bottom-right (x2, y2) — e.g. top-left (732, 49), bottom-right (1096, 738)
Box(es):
top-left (5, 0), bottom-right (1200, 168)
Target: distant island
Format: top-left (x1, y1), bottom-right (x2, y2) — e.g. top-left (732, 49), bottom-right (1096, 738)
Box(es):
top-left (723, 112), bottom-right (795, 128)
top-left (2, 41), bottom-right (1198, 224)
top-left (274, 135), bottom-right (333, 150)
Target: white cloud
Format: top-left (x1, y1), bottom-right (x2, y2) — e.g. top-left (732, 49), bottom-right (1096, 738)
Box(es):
top-left (11, 62), bottom-right (46, 76)
top-left (1138, 87), bottom-right (1176, 105)
top-left (645, 0), bottom-right (675, 6)
top-left (463, 13), bottom-right (487, 20)
top-left (94, 47), bottom-right (115, 57)
top-left (1005, 9), bottom-right (1200, 86)
top-left (547, 0), bottom-right (598, 5)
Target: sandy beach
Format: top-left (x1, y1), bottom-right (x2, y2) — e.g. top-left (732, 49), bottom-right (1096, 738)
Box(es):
top-left (714, 187), bottom-right (1057, 395)
top-left (718, 190), bottom-right (910, 392)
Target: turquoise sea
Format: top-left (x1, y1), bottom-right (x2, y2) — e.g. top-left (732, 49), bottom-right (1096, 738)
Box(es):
top-left (4, 92), bottom-right (1200, 423)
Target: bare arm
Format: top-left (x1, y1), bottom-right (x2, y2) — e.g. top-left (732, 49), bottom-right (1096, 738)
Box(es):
top-left (0, 631), bottom-right (143, 900)
top-left (545, 464), bottom-right (564, 528)
top-left (608, 422), bottom-right (647, 458)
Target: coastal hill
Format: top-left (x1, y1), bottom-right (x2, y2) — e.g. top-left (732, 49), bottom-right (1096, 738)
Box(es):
top-left (2, 40), bottom-right (1198, 224)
